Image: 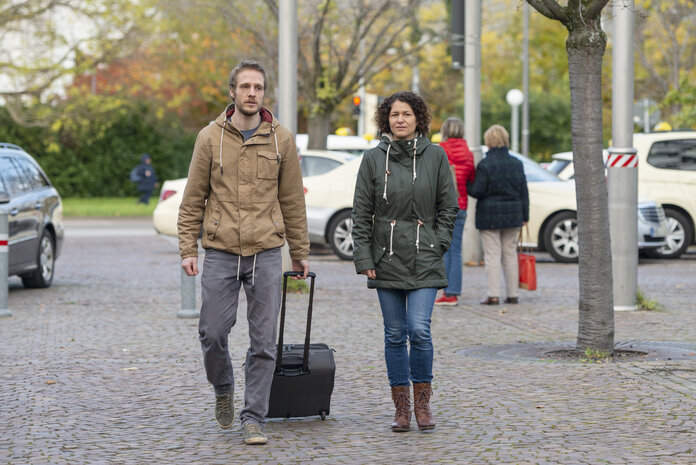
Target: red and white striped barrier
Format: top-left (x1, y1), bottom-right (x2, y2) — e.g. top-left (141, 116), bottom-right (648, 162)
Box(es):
top-left (607, 153), bottom-right (638, 168)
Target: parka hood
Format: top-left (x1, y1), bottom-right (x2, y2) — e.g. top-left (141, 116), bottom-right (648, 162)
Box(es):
top-left (214, 104), bottom-right (277, 129)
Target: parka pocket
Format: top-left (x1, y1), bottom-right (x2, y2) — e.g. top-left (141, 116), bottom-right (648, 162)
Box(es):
top-left (257, 151), bottom-right (280, 180)
top-left (270, 205), bottom-right (286, 237)
top-left (205, 201), bottom-right (222, 240)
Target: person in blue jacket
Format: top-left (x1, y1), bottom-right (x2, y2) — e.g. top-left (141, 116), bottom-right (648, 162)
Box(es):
top-left (133, 153), bottom-right (158, 204)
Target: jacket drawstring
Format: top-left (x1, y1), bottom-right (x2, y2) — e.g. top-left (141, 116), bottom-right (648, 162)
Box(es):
top-left (251, 253), bottom-right (257, 286)
top-left (412, 137), bottom-right (418, 183)
top-left (383, 144), bottom-right (391, 203)
top-left (219, 120), bottom-right (226, 175)
top-left (272, 126), bottom-right (281, 163)
top-left (389, 220), bottom-right (396, 257)
top-left (416, 219), bottom-right (424, 253)
top-left (236, 255), bottom-right (241, 281)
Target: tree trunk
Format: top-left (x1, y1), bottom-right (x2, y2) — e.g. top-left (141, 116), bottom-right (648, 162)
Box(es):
top-left (566, 25), bottom-right (614, 354)
top-left (307, 113), bottom-right (330, 150)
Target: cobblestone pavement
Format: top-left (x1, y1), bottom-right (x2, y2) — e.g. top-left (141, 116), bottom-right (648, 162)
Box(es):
top-left (2, 218), bottom-right (695, 464)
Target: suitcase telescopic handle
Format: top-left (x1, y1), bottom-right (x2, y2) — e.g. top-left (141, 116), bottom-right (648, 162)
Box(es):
top-left (276, 271), bottom-right (316, 373)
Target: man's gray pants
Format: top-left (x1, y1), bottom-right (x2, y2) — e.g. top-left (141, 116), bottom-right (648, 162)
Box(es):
top-left (198, 247), bottom-right (281, 427)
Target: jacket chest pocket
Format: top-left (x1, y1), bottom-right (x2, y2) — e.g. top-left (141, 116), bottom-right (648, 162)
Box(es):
top-left (257, 151), bottom-right (280, 180)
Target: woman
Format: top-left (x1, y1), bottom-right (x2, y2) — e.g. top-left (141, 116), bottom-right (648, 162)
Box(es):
top-left (434, 117), bottom-right (475, 306)
top-left (352, 91), bottom-right (458, 432)
top-left (467, 125), bottom-right (529, 305)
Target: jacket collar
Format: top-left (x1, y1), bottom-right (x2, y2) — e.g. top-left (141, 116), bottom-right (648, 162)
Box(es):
top-left (215, 105), bottom-right (277, 133)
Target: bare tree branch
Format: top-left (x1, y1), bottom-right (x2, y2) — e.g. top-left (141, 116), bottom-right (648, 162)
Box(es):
top-left (526, 0), bottom-right (565, 21)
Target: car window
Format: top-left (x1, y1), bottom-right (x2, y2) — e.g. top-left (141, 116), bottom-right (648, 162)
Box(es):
top-left (15, 157), bottom-right (49, 189)
top-left (301, 156), bottom-right (343, 177)
top-left (646, 139), bottom-right (696, 170)
top-left (507, 151), bottom-right (562, 182)
top-left (0, 156), bottom-right (31, 195)
top-left (546, 159), bottom-right (571, 176)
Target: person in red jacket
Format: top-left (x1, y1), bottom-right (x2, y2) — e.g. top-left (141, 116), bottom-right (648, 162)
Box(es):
top-left (434, 117), bottom-right (475, 306)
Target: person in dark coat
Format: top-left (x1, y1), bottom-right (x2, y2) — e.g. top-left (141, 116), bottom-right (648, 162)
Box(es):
top-left (467, 125), bottom-right (529, 305)
top-left (434, 117), bottom-right (475, 306)
top-left (134, 154), bottom-right (158, 204)
top-left (352, 91), bottom-right (458, 432)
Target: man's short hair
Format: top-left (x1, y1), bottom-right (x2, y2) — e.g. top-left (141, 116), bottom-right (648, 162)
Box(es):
top-left (228, 60), bottom-right (268, 90)
top-left (484, 124), bottom-right (510, 149)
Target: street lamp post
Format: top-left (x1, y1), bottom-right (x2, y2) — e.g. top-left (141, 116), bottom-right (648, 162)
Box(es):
top-left (506, 89), bottom-right (524, 153)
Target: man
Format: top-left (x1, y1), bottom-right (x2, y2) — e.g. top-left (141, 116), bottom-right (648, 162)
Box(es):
top-left (133, 154), bottom-right (158, 204)
top-left (178, 60), bottom-right (310, 445)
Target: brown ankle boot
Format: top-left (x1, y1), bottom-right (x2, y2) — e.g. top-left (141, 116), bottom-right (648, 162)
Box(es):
top-left (390, 385), bottom-right (411, 432)
top-left (413, 383), bottom-right (436, 430)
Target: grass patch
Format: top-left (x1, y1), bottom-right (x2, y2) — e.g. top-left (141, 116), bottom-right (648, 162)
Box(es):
top-left (637, 287), bottom-right (663, 311)
top-left (285, 278), bottom-right (309, 294)
top-left (62, 197), bottom-right (157, 217)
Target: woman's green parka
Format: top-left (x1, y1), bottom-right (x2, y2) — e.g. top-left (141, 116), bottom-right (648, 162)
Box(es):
top-left (352, 136), bottom-right (459, 289)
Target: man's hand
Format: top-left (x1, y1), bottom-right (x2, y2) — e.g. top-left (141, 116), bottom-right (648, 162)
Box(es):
top-left (361, 269), bottom-right (376, 279)
top-left (291, 259), bottom-right (309, 279)
top-left (182, 257), bottom-right (199, 276)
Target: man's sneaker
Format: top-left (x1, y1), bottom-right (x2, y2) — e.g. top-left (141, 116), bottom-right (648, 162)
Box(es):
top-left (241, 423), bottom-right (268, 445)
top-left (434, 294), bottom-right (458, 306)
top-left (215, 393), bottom-right (234, 429)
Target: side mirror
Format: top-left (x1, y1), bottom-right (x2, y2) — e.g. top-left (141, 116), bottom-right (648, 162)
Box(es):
top-left (0, 191), bottom-right (9, 204)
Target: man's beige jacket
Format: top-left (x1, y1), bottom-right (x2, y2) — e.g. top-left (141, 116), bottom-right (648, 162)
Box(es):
top-left (178, 106), bottom-right (309, 261)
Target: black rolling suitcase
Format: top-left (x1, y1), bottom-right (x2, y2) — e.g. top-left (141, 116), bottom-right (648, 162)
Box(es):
top-left (257, 271), bottom-right (335, 419)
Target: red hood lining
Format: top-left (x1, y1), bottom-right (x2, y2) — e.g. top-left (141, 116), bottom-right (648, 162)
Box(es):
top-left (225, 106), bottom-right (273, 123)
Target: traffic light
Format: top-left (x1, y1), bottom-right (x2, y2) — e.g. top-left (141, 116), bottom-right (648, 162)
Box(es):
top-left (352, 95), bottom-right (361, 116)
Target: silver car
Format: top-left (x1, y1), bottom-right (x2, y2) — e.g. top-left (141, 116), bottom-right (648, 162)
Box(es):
top-left (0, 143), bottom-right (64, 288)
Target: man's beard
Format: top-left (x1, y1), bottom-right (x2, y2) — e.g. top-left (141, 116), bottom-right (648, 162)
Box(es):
top-left (235, 99), bottom-right (259, 117)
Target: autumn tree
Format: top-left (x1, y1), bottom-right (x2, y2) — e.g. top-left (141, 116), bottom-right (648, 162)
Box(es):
top-left (0, 0), bottom-right (149, 126)
top-left (525, 0), bottom-right (614, 354)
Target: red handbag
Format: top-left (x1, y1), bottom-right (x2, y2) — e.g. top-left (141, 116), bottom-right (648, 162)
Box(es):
top-left (518, 226), bottom-right (537, 291)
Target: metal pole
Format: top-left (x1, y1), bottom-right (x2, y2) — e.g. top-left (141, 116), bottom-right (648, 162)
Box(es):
top-left (178, 268), bottom-right (198, 318)
top-left (522, 1), bottom-right (530, 158)
top-left (511, 104), bottom-right (520, 153)
top-left (278, 0), bottom-right (298, 136)
top-left (609, 0), bottom-right (638, 312)
top-left (278, 0), bottom-right (298, 272)
top-left (462, 0), bottom-right (483, 265)
top-left (0, 192), bottom-right (12, 318)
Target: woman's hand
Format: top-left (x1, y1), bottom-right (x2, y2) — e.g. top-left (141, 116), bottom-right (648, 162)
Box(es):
top-left (361, 269), bottom-right (376, 279)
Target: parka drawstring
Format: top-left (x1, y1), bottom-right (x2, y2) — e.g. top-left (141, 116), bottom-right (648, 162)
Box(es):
top-left (415, 219), bottom-right (424, 253)
top-left (251, 253), bottom-right (257, 286)
top-left (219, 120), bottom-right (226, 175)
top-left (412, 137), bottom-right (418, 183)
top-left (383, 144), bottom-right (392, 203)
top-left (389, 220), bottom-right (396, 257)
top-left (236, 255), bottom-right (241, 281)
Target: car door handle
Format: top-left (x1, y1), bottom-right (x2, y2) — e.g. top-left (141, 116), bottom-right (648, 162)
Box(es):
top-left (10, 208), bottom-right (18, 216)
top-left (35, 202), bottom-right (43, 209)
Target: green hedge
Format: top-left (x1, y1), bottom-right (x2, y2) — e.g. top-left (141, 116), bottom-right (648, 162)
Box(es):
top-left (0, 96), bottom-right (197, 197)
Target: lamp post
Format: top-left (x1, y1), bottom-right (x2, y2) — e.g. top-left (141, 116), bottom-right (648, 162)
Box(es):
top-left (506, 89), bottom-right (524, 153)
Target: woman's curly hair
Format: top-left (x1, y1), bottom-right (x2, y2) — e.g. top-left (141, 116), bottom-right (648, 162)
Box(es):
top-left (375, 91), bottom-right (431, 137)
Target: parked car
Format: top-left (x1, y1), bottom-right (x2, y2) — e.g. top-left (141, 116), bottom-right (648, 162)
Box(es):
top-left (152, 149), bottom-right (355, 237)
top-left (548, 131), bottom-right (696, 258)
top-left (295, 134), bottom-right (377, 156)
top-left (0, 143), bottom-right (64, 288)
top-left (303, 148), bottom-right (668, 262)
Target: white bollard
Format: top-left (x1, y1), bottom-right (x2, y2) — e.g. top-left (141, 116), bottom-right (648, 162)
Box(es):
top-left (0, 192), bottom-right (11, 318)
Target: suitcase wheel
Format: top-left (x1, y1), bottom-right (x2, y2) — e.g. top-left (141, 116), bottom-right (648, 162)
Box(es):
top-left (320, 410), bottom-right (327, 420)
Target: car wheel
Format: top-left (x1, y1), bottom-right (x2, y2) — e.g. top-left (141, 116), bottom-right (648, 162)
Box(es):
top-left (646, 209), bottom-right (691, 259)
top-left (543, 211), bottom-right (579, 263)
top-left (21, 229), bottom-right (55, 288)
top-left (327, 211), bottom-right (354, 261)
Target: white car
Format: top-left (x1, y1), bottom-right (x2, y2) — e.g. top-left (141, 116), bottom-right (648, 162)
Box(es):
top-left (549, 131), bottom-right (696, 258)
top-left (152, 150), bottom-right (356, 238)
top-left (303, 149), bottom-right (668, 263)
top-left (296, 134), bottom-right (377, 156)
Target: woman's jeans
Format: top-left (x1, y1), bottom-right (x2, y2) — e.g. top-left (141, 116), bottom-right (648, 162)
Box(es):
top-left (376, 287), bottom-right (437, 386)
top-left (443, 209), bottom-right (467, 296)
